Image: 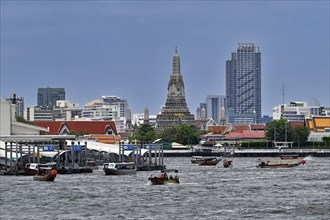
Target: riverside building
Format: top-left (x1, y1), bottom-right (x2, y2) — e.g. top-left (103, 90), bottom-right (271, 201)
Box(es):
top-left (155, 48), bottom-right (195, 131)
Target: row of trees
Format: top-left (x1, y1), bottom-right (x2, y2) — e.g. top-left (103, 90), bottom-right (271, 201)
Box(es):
top-left (265, 119), bottom-right (310, 146)
top-left (131, 119), bottom-right (314, 147)
top-left (128, 124), bottom-right (206, 145)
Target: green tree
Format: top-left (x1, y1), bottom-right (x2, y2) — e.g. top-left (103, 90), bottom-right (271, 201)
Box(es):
top-left (16, 116), bottom-right (34, 125)
top-left (130, 124), bottom-right (157, 143)
top-left (160, 127), bottom-right (177, 142)
top-left (265, 119), bottom-right (292, 142)
top-left (173, 124), bottom-right (200, 145)
top-left (291, 126), bottom-right (310, 147)
top-left (323, 136), bottom-right (330, 146)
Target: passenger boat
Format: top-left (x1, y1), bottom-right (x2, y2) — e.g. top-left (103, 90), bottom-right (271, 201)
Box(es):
top-left (223, 159), bottom-right (232, 168)
top-left (257, 158), bottom-right (306, 168)
top-left (33, 168), bottom-right (57, 181)
top-left (148, 169), bottom-right (180, 185)
top-left (103, 162), bottom-right (137, 175)
top-left (191, 156), bottom-right (221, 166)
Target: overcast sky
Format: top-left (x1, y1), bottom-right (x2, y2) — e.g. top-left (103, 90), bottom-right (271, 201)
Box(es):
top-left (1, 1), bottom-right (329, 116)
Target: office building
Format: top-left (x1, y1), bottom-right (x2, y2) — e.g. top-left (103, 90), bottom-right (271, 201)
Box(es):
top-left (37, 87), bottom-right (65, 107)
top-left (226, 43), bottom-right (261, 124)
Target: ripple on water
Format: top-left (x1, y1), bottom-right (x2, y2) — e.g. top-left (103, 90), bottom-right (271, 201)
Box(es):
top-left (0, 157), bottom-right (329, 220)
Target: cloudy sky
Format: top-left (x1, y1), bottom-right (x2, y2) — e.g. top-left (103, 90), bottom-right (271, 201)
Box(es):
top-left (1, 1), bottom-right (329, 116)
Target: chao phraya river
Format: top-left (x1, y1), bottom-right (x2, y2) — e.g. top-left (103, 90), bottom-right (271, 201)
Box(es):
top-left (0, 157), bottom-right (329, 220)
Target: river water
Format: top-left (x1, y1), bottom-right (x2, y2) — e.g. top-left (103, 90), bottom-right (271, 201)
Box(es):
top-left (0, 157), bottom-right (329, 220)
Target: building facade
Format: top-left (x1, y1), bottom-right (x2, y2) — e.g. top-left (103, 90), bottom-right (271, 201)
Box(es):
top-left (206, 95), bottom-right (226, 124)
top-left (156, 48), bottom-right (195, 130)
top-left (272, 101), bottom-right (327, 122)
top-left (226, 43), bottom-right (261, 124)
top-left (101, 96), bottom-right (128, 118)
top-left (37, 87), bottom-right (65, 107)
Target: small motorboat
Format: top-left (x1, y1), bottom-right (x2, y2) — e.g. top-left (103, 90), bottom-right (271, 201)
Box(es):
top-left (148, 169), bottom-right (180, 185)
top-left (223, 159), bottom-right (232, 168)
top-left (257, 158), bottom-right (306, 168)
top-left (191, 156), bottom-right (221, 166)
top-left (33, 168), bottom-right (57, 181)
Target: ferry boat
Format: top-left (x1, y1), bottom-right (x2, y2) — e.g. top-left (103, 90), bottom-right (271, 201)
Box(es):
top-left (103, 162), bottom-right (137, 175)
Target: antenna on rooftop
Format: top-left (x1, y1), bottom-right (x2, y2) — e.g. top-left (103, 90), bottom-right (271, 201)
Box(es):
top-left (282, 84), bottom-right (285, 105)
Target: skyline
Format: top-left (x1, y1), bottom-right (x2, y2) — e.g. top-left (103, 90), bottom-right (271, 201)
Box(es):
top-left (1, 1), bottom-right (329, 116)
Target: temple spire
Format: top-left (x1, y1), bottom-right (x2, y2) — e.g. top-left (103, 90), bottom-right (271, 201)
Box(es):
top-left (172, 47), bottom-right (180, 75)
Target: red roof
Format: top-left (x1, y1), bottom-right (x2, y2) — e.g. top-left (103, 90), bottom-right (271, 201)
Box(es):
top-left (224, 130), bottom-right (265, 139)
top-left (34, 121), bottom-right (118, 135)
top-left (208, 126), bottom-right (227, 133)
top-left (250, 124), bottom-right (266, 130)
top-left (232, 124), bottom-right (250, 132)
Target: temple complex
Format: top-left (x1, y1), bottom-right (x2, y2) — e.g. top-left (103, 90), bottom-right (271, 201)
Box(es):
top-left (156, 48), bottom-right (195, 130)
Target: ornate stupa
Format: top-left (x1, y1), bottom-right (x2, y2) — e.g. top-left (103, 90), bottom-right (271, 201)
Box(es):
top-left (155, 48), bottom-right (195, 130)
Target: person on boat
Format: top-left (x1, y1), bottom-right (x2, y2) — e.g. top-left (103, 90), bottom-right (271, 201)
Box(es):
top-left (174, 170), bottom-right (179, 180)
top-left (51, 167), bottom-right (57, 177)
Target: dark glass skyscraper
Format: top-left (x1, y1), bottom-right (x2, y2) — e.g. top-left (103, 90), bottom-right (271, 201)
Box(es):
top-left (226, 43), bottom-right (261, 124)
top-left (37, 87), bottom-right (65, 107)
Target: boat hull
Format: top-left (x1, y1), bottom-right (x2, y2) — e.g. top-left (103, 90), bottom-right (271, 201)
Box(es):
top-left (149, 177), bottom-right (166, 185)
top-left (103, 168), bottom-right (137, 175)
top-left (33, 174), bottom-right (56, 181)
top-left (257, 161), bottom-right (305, 168)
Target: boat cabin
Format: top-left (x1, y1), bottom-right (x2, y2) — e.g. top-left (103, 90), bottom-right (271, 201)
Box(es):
top-left (103, 162), bottom-right (135, 170)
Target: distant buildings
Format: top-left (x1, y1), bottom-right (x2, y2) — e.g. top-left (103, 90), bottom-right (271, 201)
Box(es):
top-left (37, 87), bottom-right (65, 107)
top-left (226, 43), bottom-right (261, 124)
top-left (155, 48), bottom-right (195, 130)
top-left (25, 100), bottom-right (81, 121)
top-left (6, 93), bottom-right (24, 117)
top-left (272, 101), bottom-right (329, 122)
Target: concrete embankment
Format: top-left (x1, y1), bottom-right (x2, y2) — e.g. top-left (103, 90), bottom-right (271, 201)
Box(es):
top-left (162, 149), bottom-right (330, 157)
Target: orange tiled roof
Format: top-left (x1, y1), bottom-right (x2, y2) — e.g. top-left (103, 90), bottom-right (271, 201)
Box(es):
top-left (306, 116), bottom-right (330, 132)
top-left (35, 121), bottom-right (117, 135)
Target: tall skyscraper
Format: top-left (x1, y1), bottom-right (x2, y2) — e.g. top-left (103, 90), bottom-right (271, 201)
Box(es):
top-left (156, 48), bottom-right (195, 130)
top-left (37, 87), bottom-right (65, 107)
top-left (226, 43), bottom-right (261, 124)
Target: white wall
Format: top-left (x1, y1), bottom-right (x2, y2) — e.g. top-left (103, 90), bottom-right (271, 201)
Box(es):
top-left (0, 100), bottom-right (15, 136)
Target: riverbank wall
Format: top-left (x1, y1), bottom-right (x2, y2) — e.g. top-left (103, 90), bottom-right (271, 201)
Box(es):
top-left (162, 149), bottom-right (330, 157)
